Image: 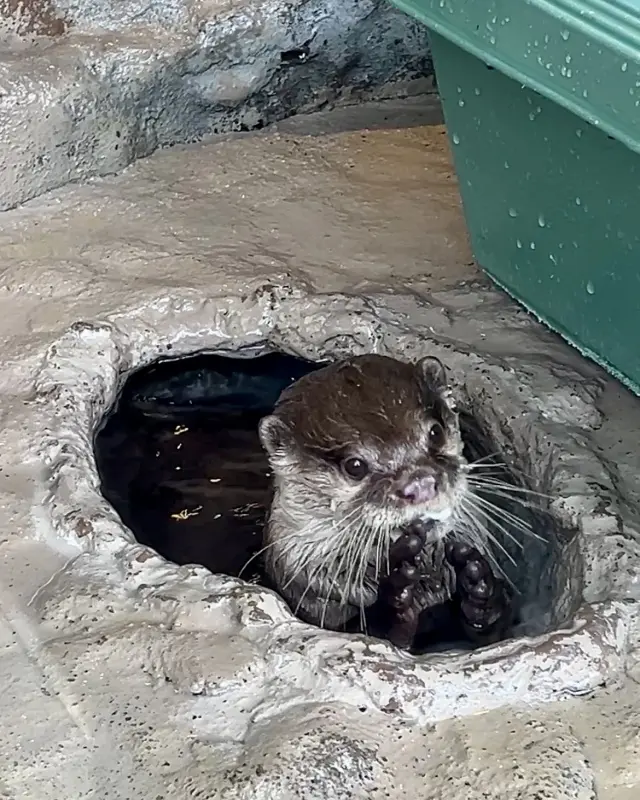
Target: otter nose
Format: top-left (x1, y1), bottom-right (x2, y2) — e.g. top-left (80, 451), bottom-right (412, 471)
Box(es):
top-left (395, 472), bottom-right (437, 504)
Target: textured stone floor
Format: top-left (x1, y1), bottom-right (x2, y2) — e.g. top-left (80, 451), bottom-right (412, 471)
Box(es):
top-left (0, 101), bottom-right (639, 799)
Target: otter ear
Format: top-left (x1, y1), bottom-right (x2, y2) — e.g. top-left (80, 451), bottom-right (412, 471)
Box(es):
top-left (416, 355), bottom-right (447, 391)
top-left (259, 414), bottom-right (293, 457)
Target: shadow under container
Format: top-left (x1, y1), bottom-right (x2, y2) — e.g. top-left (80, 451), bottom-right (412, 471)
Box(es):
top-left (391, 0), bottom-right (640, 394)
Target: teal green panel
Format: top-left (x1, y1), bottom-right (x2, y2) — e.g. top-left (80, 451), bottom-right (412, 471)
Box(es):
top-left (391, 0), bottom-right (640, 158)
top-left (429, 32), bottom-right (640, 392)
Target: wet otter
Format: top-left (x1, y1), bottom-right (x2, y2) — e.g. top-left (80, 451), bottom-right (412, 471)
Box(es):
top-left (259, 353), bottom-right (512, 643)
top-left (95, 351), bottom-right (514, 652)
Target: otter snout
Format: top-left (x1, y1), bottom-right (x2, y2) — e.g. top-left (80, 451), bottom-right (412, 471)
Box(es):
top-left (394, 469), bottom-right (438, 504)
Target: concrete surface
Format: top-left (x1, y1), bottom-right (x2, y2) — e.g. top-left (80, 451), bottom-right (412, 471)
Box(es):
top-left (0, 0), bottom-right (433, 211)
top-left (0, 99), bottom-right (638, 797)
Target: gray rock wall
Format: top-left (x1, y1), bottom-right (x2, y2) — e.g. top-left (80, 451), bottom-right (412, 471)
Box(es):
top-left (0, 0), bottom-right (433, 210)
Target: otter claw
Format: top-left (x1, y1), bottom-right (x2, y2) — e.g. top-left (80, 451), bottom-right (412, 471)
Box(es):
top-left (386, 606), bottom-right (419, 649)
top-left (407, 519), bottom-right (433, 543)
top-left (461, 559), bottom-right (488, 582)
top-left (405, 533), bottom-right (424, 557)
top-left (391, 521), bottom-right (431, 564)
top-left (390, 585), bottom-right (414, 610)
top-left (388, 562), bottom-right (419, 589)
top-left (464, 577), bottom-right (492, 602)
top-left (459, 567), bottom-right (493, 598)
top-left (445, 541), bottom-right (476, 566)
top-left (391, 534), bottom-right (423, 563)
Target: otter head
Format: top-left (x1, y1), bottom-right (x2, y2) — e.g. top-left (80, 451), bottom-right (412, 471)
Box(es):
top-left (259, 354), bottom-right (467, 544)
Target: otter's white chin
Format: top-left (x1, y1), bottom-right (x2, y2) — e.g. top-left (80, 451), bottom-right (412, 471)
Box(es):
top-left (385, 505), bottom-right (454, 542)
top-left (421, 507), bottom-right (454, 522)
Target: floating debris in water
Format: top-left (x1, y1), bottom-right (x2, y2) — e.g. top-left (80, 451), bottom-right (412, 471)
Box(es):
top-left (174, 425), bottom-right (189, 435)
top-left (171, 506), bottom-right (203, 521)
top-left (233, 502), bottom-right (263, 518)
top-left (209, 478), bottom-right (221, 483)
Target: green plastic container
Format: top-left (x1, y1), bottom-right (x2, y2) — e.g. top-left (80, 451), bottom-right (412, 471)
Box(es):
top-left (390, 0), bottom-right (640, 393)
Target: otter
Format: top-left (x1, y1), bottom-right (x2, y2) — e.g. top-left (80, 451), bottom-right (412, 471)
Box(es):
top-left (258, 352), bottom-right (510, 644)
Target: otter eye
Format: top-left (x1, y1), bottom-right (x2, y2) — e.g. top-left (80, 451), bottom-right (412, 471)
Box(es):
top-left (428, 422), bottom-right (446, 450)
top-left (342, 457), bottom-right (369, 481)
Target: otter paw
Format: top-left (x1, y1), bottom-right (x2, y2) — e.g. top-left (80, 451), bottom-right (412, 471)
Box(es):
top-left (387, 581), bottom-right (415, 611)
top-left (380, 560), bottom-right (420, 619)
top-left (445, 542), bottom-right (513, 644)
top-left (378, 524), bottom-right (431, 649)
top-left (384, 526), bottom-right (425, 611)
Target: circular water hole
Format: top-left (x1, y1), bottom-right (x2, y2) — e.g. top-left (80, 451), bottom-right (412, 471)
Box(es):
top-left (94, 349), bottom-right (581, 654)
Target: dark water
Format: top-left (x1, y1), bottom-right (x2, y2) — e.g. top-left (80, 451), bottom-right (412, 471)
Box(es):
top-left (95, 352), bottom-right (318, 584)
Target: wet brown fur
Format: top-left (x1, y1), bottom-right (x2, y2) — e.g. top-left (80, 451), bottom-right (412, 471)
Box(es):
top-left (259, 353), bottom-right (468, 631)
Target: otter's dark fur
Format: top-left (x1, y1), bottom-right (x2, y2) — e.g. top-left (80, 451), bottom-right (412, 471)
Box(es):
top-left (258, 353), bottom-right (470, 631)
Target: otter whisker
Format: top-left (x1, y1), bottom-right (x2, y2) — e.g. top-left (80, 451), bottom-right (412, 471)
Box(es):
top-left (463, 496), bottom-right (527, 553)
top-left (467, 476), bottom-right (553, 501)
top-left (385, 529), bottom-right (391, 577)
top-left (452, 504), bottom-right (494, 554)
top-left (467, 487), bottom-right (545, 535)
top-left (461, 497), bottom-right (543, 579)
top-left (318, 522), bottom-right (365, 627)
top-left (322, 517), bottom-right (379, 630)
top-left (464, 467), bottom-right (510, 480)
top-left (457, 497), bottom-right (519, 568)
top-left (284, 540), bottom-right (336, 596)
top-left (280, 508), bottom-right (366, 590)
top-left (320, 506), bottom-right (374, 599)
top-left (292, 528), bottom-right (355, 620)
top-left (452, 514), bottom-right (513, 586)
top-left (466, 485), bottom-right (547, 514)
top-left (294, 505), bottom-right (370, 626)
top-left (468, 491), bottom-right (547, 544)
top-left (374, 521), bottom-right (386, 584)
top-left (467, 451), bottom-right (502, 466)
top-left (357, 524), bottom-right (386, 590)
top-left (340, 520), bottom-right (372, 606)
top-left (465, 463), bottom-right (508, 474)
top-left (297, 561), bottom-right (335, 622)
top-left (467, 481), bottom-right (553, 513)
top-left (238, 528), bottom-right (323, 579)
top-left (469, 484), bottom-right (530, 505)
top-left (294, 567), bottom-right (328, 619)
top-left (451, 506), bottom-right (509, 580)
top-left (282, 540), bottom-right (332, 594)
top-left (467, 456), bottom-right (549, 488)
top-left (352, 564), bottom-right (368, 627)
top-left (467, 452), bottom-right (535, 479)
top-left (283, 546), bottom-right (328, 592)
top-left (351, 522), bottom-right (383, 632)
top-left (330, 513), bottom-right (382, 631)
